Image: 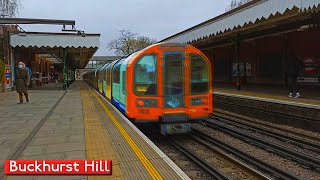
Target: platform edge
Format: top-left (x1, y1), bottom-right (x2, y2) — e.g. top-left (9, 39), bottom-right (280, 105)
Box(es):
top-left (90, 84), bottom-right (191, 180)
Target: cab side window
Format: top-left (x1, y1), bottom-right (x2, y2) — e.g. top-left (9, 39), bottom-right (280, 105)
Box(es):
top-left (190, 54), bottom-right (209, 94)
top-left (134, 55), bottom-right (157, 96)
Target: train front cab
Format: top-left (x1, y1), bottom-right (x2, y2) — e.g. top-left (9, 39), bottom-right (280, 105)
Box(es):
top-left (127, 44), bottom-right (212, 135)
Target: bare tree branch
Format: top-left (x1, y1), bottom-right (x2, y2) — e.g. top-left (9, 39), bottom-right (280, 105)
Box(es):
top-left (226, 0), bottom-right (252, 12)
top-left (0, 0), bottom-right (21, 17)
top-left (108, 29), bottom-right (156, 56)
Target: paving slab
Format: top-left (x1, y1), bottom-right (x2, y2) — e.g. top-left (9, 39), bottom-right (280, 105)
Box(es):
top-left (31, 136), bottom-right (68, 145)
top-left (0, 87), bottom-right (65, 161)
top-left (0, 82), bottom-right (88, 180)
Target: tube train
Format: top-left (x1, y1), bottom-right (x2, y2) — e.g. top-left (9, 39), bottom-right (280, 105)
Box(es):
top-left (83, 43), bottom-right (213, 135)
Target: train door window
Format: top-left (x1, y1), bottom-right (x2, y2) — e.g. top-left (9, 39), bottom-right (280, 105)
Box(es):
top-left (113, 60), bottom-right (123, 84)
top-left (106, 63), bottom-right (111, 86)
top-left (190, 54), bottom-right (209, 95)
top-left (122, 71), bottom-right (126, 95)
top-left (134, 55), bottom-right (157, 96)
top-left (164, 54), bottom-right (184, 96)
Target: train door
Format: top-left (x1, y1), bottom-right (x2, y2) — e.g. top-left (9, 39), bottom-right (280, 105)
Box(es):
top-left (162, 52), bottom-right (185, 108)
top-left (112, 59), bottom-right (125, 113)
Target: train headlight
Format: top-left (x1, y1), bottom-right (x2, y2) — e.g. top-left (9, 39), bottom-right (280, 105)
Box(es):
top-left (191, 97), bottom-right (208, 105)
top-left (136, 99), bottom-right (158, 108)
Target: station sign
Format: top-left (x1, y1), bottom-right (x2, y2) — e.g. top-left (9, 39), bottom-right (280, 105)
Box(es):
top-left (5, 66), bottom-right (12, 89)
top-left (232, 62), bottom-right (251, 77)
top-left (299, 57), bottom-right (320, 84)
top-left (5, 73), bottom-right (11, 78)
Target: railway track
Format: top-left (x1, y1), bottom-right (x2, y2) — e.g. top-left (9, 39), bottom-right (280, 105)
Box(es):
top-left (210, 113), bottom-right (320, 154)
top-left (169, 135), bottom-right (269, 180)
top-left (214, 98), bottom-right (319, 124)
top-left (213, 109), bottom-right (320, 143)
top-left (201, 116), bottom-right (320, 171)
top-left (215, 98), bottom-right (320, 133)
top-left (189, 129), bottom-right (300, 180)
top-left (168, 139), bottom-right (230, 180)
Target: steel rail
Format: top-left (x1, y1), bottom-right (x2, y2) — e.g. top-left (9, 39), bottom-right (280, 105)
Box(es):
top-left (215, 100), bottom-right (319, 128)
top-left (169, 139), bottom-right (230, 180)
top-left (210, 114), bottom-right (320, 154)
top-left (213, 107), bottom-right (320, 143)
top-left (187, 133), bottom-right (269, 180)
top-left (202, 119), bottom-right (320, 170)
top-left (191, 129), bottom-right (300, 180)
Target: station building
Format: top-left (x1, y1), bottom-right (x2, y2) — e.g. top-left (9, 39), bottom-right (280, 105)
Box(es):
top-left (161, 0), bottom-right (320, 89)
top-left (0, 18), bottom-right (100, 91)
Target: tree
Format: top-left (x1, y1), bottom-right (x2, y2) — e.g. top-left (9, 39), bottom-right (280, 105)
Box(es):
top-left (0, 0), bottom-right (21, 17)
top-left (108, 29), bottom-right (157, 56)
top-left (227, 0), bottom-right (252, 11)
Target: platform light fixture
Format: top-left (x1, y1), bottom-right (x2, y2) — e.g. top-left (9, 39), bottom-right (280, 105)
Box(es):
top-left (62, 24), bottom-right (86, 37)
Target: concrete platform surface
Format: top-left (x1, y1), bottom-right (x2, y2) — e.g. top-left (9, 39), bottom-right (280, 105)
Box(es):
top-left (215, 84), bottom-right (320, 107)
top-left (0, 81), bottom-right (189, 180)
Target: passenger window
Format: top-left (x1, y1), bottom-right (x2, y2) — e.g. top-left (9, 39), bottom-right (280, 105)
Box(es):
top-left (190, 54), bottom-right (209, 94)
top-left (134, 55), bottom-right (157, 96)
top-left (113, 67), bottom-right (120, 84)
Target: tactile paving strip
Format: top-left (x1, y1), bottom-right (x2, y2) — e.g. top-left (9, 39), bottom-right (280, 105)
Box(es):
top-left (80, 85), bottom-right (123, 180)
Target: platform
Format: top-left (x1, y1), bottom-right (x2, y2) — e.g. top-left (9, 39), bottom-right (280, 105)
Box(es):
top-left (213, 84), bottom-right (320, 132)
top-left (214, 84), bottom-right (320, 108)
top-left (0, 81), bottom-right (189, 180)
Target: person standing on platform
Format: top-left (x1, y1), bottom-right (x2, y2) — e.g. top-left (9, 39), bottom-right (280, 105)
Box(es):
top-left (15, 62), bottom-right (30, 104)
top-left (287, 55), bottom-right (302, 98)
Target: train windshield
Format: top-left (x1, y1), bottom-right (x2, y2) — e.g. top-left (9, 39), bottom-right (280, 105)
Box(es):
top-left (134, 55), bottom-right (157, 96)
top-left (190, 54), bottom-right (209, 94)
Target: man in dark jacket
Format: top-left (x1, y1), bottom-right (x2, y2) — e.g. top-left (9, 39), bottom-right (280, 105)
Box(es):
top-left (287, 56), bottom-right (302, 98)
top-left (15, 62), bottom-right (30, 104)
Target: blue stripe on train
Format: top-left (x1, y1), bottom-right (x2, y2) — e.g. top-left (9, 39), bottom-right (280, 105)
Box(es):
top-left (111, 98), bottom-right (126, 114)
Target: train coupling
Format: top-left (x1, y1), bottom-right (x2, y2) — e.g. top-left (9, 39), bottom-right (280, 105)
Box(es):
top-left (160, 123), bottom-right (191, 135)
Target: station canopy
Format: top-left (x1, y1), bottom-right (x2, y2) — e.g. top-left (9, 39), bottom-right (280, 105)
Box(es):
top-left (161, 0), bottom-right (320, 45)
top-left (10, 31), bottom-right (100, 68)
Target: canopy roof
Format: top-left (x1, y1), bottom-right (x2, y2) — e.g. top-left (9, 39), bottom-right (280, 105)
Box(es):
top-left (10, 32), bottom-right (100, 68)
top-left (161, 0), bottom-right (320, 44)
top-left (0, 18), bottom-right (75, 25)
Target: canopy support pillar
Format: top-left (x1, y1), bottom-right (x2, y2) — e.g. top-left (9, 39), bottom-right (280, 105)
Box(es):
top-left (63, 48), bottom-right (67, 91)
top-left (234, 36), bottom-right (241, 90)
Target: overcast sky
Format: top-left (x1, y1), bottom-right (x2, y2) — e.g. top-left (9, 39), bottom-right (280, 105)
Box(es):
top-left (19, 0), bottom-right (231, 56)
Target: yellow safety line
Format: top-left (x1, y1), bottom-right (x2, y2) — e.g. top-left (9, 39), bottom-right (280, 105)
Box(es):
top-left (80, 85), bottom-right (124, 180)
top-left (85, 83), bottom-right (163, 180)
